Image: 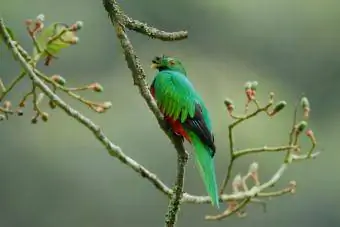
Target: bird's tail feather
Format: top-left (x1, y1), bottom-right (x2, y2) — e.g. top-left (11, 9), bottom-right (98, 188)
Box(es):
top-left (190, 133), bottom-right (219, 208)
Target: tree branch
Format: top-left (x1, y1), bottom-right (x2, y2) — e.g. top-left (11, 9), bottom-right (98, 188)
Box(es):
top-left (205, 198), bottom-right (250, 220)
top-left (165, 146), bottom-right (188, 227)
top-left (102, 0), bottom-right (188, 41)
top-left (123, 15), bottom-right (188, 41)
top-left (234, 145), bottom-right (296, 158)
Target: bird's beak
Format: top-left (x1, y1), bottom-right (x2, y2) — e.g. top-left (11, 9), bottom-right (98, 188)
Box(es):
top-left (151, 56), bottom-right (161, 69)
top-left (150, 63), bottom-right (159, 69)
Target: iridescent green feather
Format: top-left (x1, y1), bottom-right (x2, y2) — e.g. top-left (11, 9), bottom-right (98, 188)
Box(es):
top-left (153, 71), bottom-right (196, 122)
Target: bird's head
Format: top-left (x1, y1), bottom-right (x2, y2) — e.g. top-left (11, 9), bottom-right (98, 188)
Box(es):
top-left (151, 55), bottom-right (187, 75)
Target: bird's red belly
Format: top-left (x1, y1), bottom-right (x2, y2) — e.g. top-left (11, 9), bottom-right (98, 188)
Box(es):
top-left (150, 86), bottom-right (191, 142)
top-left (164, 116), bottom-right (191, 142)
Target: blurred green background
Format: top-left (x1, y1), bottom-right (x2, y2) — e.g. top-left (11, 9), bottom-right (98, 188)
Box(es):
top-left (0, 0), bottom-right (338, 226)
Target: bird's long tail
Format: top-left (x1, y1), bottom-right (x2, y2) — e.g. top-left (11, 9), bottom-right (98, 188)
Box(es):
top-left (189, 133), bottom-right (219, 208)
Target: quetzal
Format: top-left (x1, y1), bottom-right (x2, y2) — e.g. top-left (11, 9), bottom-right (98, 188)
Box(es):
top-left (150, 55), bottom-right (219, 208)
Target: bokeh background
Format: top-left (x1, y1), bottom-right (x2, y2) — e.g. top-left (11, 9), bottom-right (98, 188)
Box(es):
top-left (1, 0), bottom-right (339, 226)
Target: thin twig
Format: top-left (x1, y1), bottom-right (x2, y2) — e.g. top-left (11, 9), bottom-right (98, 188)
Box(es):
top-left (234, 145), bottom-right (296, 158)
top-left (284, 97), bottom-right (302, 162)
top-left (257, 183), bottom-right (296, 197)
top-left (32, 82), bottom-right (44, 116)
top-left (35, 71), bottom-right (108, 112)
top-left (205, 198), bottom-right (251, 220)
top-left (19, 90), bottom-right (34, 107)
top-left (219, 102), bottom-right (272, 194)
top-left (0, 71), bottom-right (26, 102)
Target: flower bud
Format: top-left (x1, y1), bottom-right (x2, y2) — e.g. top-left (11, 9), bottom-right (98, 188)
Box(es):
top-left (31, 117), bottom-right (38, 124)
top-left (224, 98), bottom-right (233, 106)
top-left (224, 98), bottom-right (234, 112)
top-left (36, 14), bottom-right (45, 22)
top-left (270, 101), bottom-right (287, 116)
top-left (250, 81), bottom-right (258, 91)
top-left (301, 97), bottom-right (310, 109)
top-left (17, 109), bottom-right (24, 116)
top-left (289, 180), bottom-right (297, 194)
top-left (3, 100), bottom-right (11, 109)
top-left (102, 101), bottom-right (112, 109)
top-left (245, 88), bottom-right (255, 101)
top-left (94, 106), bottom-right (105, 113)
top-left (232, 174), bottom-right (242, 187)
top-left (295, 121), bottom-right (308, 134)
top-left (19, 100), bottom-right (26, 107)
top-left (244, 81), bottom-right (252, 90)
top-left (306, 129), bottom-right (316, 144)
top-left (306, 129), bottom-right (313, 137)
top-left (69, 21), bottom-right (84, 31)
top-left (70, 36), bottom-right (79, 44)
top-left (49, 100), bottom-right (57, 109)
top-left (41, 112), bottom-right (49, 122)
top-left (51, 75), bottom-right (66, 86)
top-left (248, 162), bottom-right (259, 173)
top-left (75, 21), bottom-right (84, 29)
top-left (301, 97), bottom-right (310, 118)
top-left (88, 83), bottom-right (103, 92)
top-left (34, 17), bottom-right (44, 31)
top-left (244, 81), bottom-right (257, 100)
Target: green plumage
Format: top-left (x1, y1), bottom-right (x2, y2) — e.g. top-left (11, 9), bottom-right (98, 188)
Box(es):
top-left (152, 70), bottom-right (196, 123)
top-left (151, 56), bottom-right (219, 208)
top-left (189, 133), bottom-right (219, 208)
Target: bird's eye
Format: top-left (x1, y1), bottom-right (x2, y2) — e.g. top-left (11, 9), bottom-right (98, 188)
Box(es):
top-left (169, 60), bottom-right (175, 65)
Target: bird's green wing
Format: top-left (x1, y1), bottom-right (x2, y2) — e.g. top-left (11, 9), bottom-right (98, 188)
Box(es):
top-left (152, 71), bottom-right (197, 123)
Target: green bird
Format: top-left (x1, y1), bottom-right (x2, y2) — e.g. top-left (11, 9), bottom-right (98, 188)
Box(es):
top-left (150, 55), bottom-right (219, 208)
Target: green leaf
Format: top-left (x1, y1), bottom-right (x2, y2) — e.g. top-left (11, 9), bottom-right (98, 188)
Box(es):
top-left (33, 23), bottom-right (77, 58)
